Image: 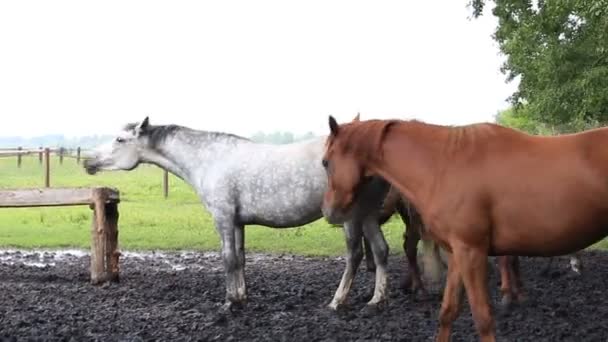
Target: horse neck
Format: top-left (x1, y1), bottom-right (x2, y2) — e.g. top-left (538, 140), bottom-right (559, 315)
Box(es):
top-left (140, 128), bottom-right (249, 186)
top-left (368, 122), bottom-right (448, 210)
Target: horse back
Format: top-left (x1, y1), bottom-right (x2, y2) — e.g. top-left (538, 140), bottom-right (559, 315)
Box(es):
top-left (429, 124), bottom-right (608, 256)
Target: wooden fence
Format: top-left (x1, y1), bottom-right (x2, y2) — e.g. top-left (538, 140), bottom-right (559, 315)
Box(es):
top-left (0, 147), bottom-right (170, 198)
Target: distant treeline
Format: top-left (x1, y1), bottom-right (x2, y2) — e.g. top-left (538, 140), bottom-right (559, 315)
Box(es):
top-left (0, 135), bottom-right (114, 149)
top-left (0, 131), bottom-right (320, 148)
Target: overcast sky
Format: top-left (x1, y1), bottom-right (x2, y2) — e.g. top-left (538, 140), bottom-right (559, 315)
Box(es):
top-left (0, 0), bottom-right (517, 138)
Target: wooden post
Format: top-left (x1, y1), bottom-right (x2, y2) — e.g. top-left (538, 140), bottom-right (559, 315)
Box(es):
top-left (105, 202), bottom-right (120, 282)
top-left (163, 169), bottom-right (169, 198)
top-left (90, 189), bottom-right (120, 285)
top-left (38, 147), bottom-right (43, 165)
top-left (44, 148), bottom-right (50, 187)
top-left (59, 147), bottom-right (64, 165)
top-left (90, 190), bottom-right (106, 284)
top-left (17, 146), bottom-right (22, 168)
top-left (76, 147), bottom-right (81, 164)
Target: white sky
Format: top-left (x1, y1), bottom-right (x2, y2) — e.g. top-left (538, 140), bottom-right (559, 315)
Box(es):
top-left (0, 0), bottom-right (517, 138)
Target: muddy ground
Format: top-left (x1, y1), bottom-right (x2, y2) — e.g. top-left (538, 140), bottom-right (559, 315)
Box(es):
top-left (0, 249), bottom-right (607, 342)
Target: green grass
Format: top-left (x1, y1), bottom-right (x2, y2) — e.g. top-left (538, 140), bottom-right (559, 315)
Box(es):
top-left (0, 155), bottom-right (407, 256)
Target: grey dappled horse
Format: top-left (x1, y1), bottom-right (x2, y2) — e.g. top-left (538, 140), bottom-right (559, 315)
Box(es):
top-left (83, 117), bottom-right (443, 312)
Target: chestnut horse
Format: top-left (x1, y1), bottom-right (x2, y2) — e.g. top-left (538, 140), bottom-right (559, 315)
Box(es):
top-left (320, 116), bottom-right (603, 342)
top-left (378, 186), bottom-right (527, 308)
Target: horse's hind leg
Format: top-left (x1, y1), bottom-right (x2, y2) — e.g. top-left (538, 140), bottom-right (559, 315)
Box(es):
top-left (498, 255), bottom-right (514, 308)
top-left (361, 216), bottom-right (390, 311)
top-left (328, 220), bottom-right (364, 310)
top-left (363, 237), bottom-right (376, 272)
top-left (401, 223), bottom-right (421, 293)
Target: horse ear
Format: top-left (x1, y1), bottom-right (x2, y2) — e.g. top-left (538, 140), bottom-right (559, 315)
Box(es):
top-left (135, 117), bottom-right (150, 135)
top-left (353, 112), bottom-right (360, 122)
top-left (328, 115), bottom-right (339, 136)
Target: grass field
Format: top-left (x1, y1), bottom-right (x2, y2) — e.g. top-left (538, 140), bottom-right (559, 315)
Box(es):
top-left (0, 155), bottom-right (408, 256)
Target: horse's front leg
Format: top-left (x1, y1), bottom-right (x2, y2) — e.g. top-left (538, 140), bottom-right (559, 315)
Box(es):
top-left (328, 220), bottom-right (363, 310)
top-left (362, 216), bottom-right (390, 311)
top-left (214, 215), bottom-right (247, 311)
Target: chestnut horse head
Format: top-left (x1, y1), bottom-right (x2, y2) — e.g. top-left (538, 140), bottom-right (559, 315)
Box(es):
top-left (321, 115), bottom-right (398, 223)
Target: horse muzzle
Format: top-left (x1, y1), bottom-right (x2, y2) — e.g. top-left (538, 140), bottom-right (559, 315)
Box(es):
top-left (83, 159), bottom-right (101, 175)
top-left (322, 204), bottom-right (352, 225)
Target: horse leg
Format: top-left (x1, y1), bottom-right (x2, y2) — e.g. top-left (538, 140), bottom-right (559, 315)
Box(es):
top-left (395, 200), bottom-right (416, 292)
top-left (361, 216), bottom-right (390, 311)
top-left (328, 220), bottom-right (364, 310)
top-left (420, 237), bottom-right (445, 295)
top-left (214, 216), bottom-right (246, 311)
top-left (570, 253), bottom-right (583, 274)
top-left (498, 255), bottom-right (514, 309)
top-left (400, 225), bottom-right (419, 292)
top-left (363, 237), bottom-right (376, 272)
top-left (457, 245), bottom-right (496, 342)
top-left (436, 250), bottom-right (463, 342)
top-left (510, 255), bottom-right (527, 304)
top-left (234, 224), bottom-right (247, 303)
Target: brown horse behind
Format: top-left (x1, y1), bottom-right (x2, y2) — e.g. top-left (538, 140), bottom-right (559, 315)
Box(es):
top-left (321, 116), bottom-right (608, 342)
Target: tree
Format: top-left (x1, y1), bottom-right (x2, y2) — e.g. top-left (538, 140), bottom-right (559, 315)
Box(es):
top-left (470, 0), bottom-right (608, 132)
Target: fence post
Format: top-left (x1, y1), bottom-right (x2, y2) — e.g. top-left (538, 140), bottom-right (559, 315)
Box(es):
top-left (38, 147), bottom-right (43, 165)
top-left (59, 147), bottom-right (64, 165)
top-left (76, 147), bottom-right (81, 164)
top-left (163, 170), bottom-right (169, 198)
top-left (17, 146), bottom-right (22, 168)
top-left (44, 148), bottom-right (50, 188)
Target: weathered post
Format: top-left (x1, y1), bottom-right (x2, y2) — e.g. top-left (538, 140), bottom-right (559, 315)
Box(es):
top-left (105, 201), bottom-right (120, 282)
top-left (90, 188), bottom-right (120, 284)
top-left (38, 147), bottom-right (43, 164)
top-left (59, 147), bottom-right (64, 165)
top-left (90, 189), bottom-right (107, 284)
top-left (44, 148), bottom-right (50, 187)
top-left (17, 146), bottom-right (22, 168)
top-left (163, 169), bottom-right (169, 198)
top-left (76, 147), bottom-right (81, 164)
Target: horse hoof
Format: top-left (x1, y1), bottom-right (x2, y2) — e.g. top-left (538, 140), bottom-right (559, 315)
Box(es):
top-left (515, 293), bottom-right (528, 305)
top-left (327, 301), bottom-right (350, 312)
top-left (219, 300), bottom-right (246, 315)
top-left (500, 294), bottom-right (513, 308)
top-left (361, 301), bottom-right (387, 316)
top-left (398, 275), bottom-right (413, 292)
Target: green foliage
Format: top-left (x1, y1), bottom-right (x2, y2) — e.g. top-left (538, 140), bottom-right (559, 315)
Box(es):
top-left (471, 0), bottom-right (608, 130)
top-left (0, 155), bottom-right (406, 255)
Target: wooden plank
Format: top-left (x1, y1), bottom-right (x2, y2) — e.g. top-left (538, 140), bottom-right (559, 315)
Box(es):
top-left (0, 187), bottom-right (120, 208)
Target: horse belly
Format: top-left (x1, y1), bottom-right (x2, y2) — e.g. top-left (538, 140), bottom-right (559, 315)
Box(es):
top-left (239, 188), bottom-right (324, 228)
top-left (491, 204), bottom-right (608, 256)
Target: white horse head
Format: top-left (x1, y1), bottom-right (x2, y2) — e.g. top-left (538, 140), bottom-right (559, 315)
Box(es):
top-left (84, 117), bottom-right (150, 174)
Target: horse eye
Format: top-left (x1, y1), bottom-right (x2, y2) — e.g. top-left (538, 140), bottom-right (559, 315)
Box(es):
top-left (322, 159), bottom-right (329, 168)
top-left (116, 137), bottom-right (125, 143)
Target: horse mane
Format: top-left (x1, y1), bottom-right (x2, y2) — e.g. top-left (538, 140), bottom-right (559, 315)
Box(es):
top-left (334, 119), bottom-right (402, 163)
top-left (124, 122), bottom-right (251, 148)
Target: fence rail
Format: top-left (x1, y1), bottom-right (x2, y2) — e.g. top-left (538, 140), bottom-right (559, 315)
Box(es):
top-left (0, 146), bottom-right (170, 198)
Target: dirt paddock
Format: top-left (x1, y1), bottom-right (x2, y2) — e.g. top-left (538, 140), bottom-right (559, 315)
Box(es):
top-left (0, 249), bottom-right (607, 341)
